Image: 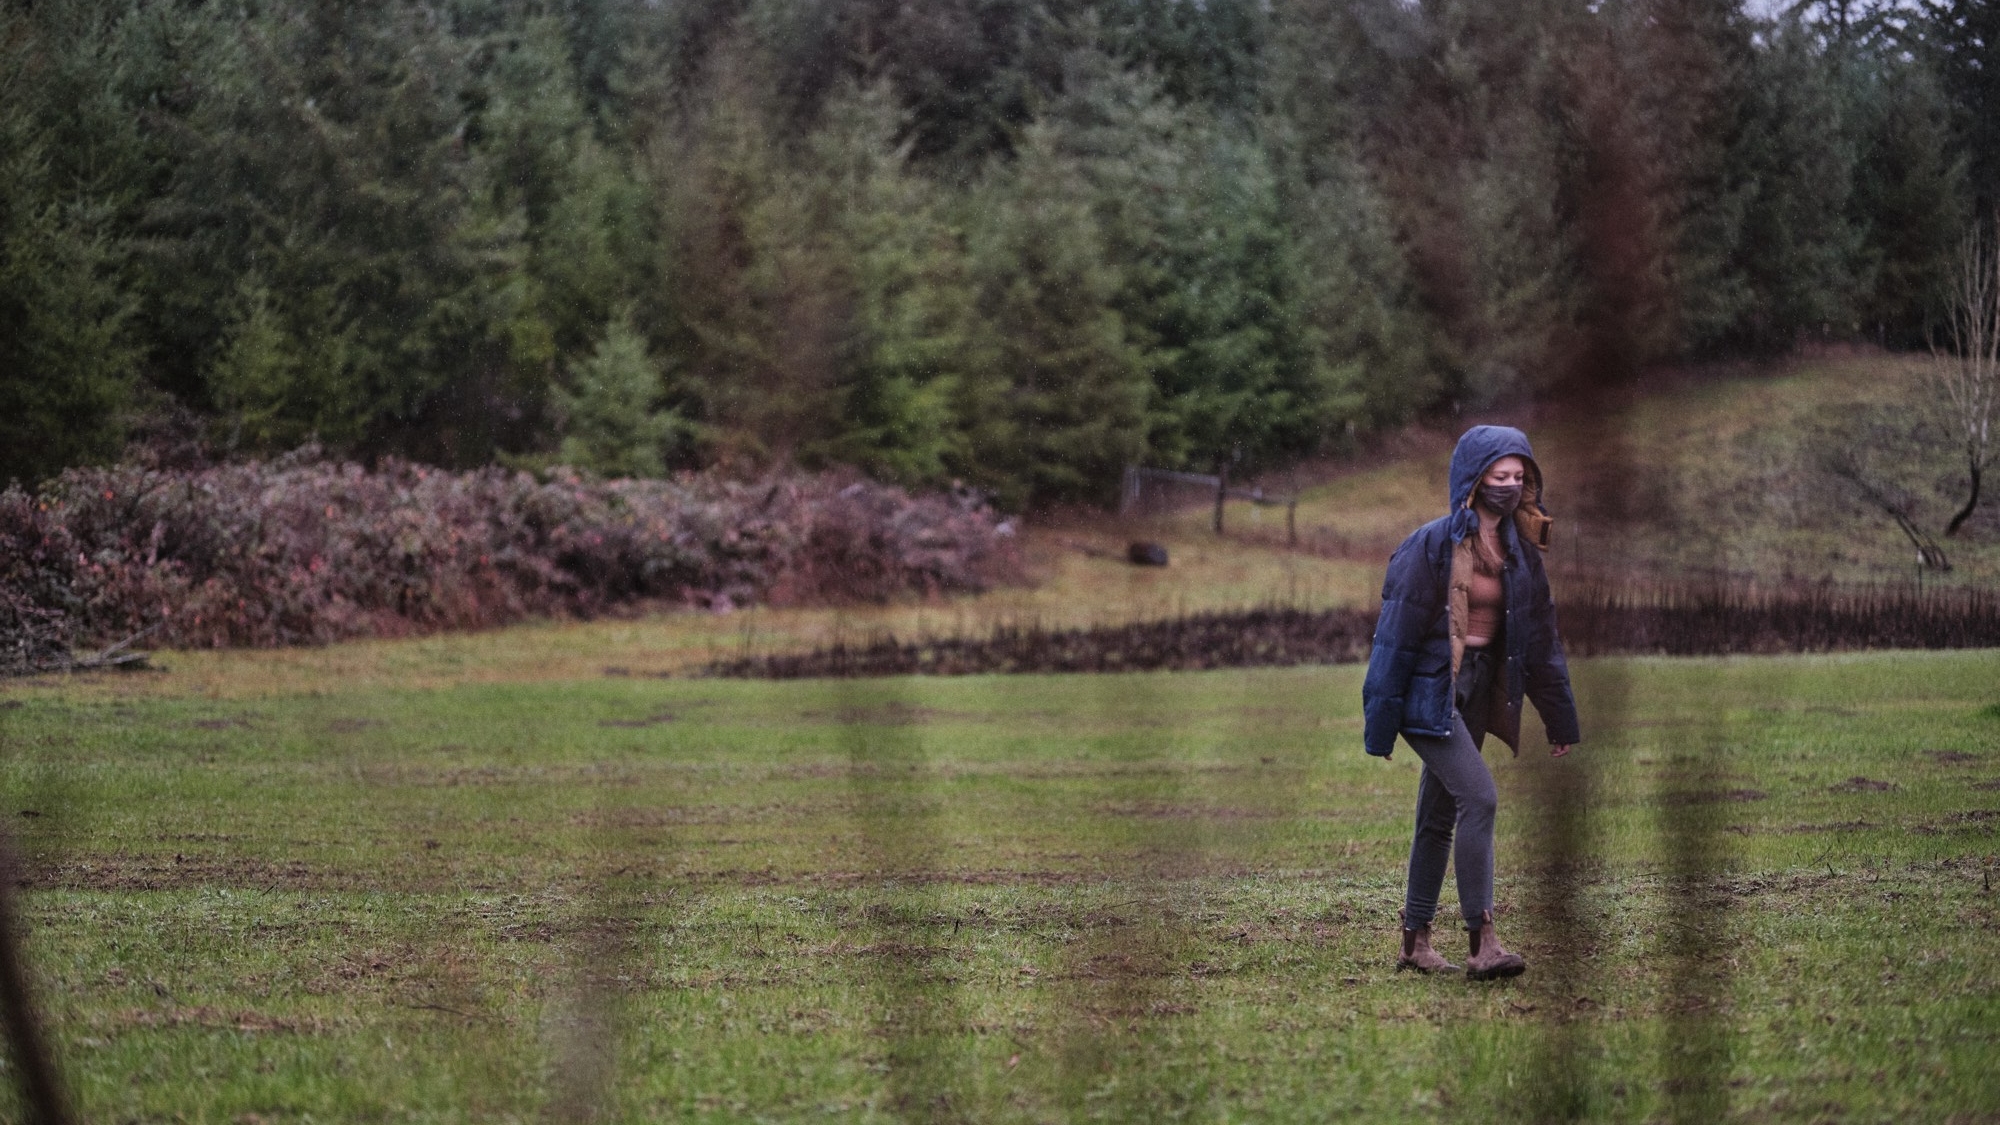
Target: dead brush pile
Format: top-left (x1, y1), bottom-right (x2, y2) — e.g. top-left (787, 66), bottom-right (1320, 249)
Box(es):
top-left (0, 453), bottom-right (1019, 664)
top-left (707, 581), bottom-right (2000, 679)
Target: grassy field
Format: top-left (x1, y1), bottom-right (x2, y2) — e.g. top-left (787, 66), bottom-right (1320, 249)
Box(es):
top-left (4, 650), bottom-right (1998, 1122)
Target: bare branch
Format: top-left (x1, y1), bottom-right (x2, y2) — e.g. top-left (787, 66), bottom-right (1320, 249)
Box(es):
top-left (1934, 218), bottom-right (2000, 536)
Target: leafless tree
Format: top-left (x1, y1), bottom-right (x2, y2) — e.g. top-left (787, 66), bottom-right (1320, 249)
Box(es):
top-left (1935, 221), bottom-right (2000, 537)
top-left (1815, 435), bottom-right (1952, 573)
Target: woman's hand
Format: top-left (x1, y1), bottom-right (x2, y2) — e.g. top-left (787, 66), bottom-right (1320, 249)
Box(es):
top-left (1551, 743), bottom-right (1572, 758)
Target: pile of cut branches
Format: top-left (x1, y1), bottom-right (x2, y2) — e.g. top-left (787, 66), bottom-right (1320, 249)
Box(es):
top-left (706, 581), bottom-right (2000, 679)
top-left (0, 454), bottom-right (1020, 663)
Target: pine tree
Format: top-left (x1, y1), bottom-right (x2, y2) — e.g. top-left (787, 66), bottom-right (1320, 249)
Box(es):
top-left (801, 81), bottom-right (984, 487)
top-left (1036, 46), bottom-right (1336, 469)
top-left (0, 0), bottom-right (142, 484)
top-left (1628, 0), bottom-right (1759, 353)
top-left (653, 36), bottom-right (848, 466)
top-left (148, 0), bottom-right (505, 460)
top-left (962, 120), bottom-right (1149, 507)
top-left (555, 315), bottom-right (685, 478)
top-left (1731, 16), bottom-right (1867, 350)
top-left (1842, 41), bottom-right (1968, 344)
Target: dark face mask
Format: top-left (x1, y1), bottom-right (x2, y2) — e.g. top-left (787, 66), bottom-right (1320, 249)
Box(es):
top-left (1478, 483), bottom-right (1523, 515)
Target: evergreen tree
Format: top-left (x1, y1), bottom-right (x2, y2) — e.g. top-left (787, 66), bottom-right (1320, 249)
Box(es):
top-left (555, 314), bottom-right (685, 477)
top-left (1039, 47), bottom-right (1337, 469)
top-left (149, 0), bottom-right (506, 461)
top-left (1731, 16), bottom-right (1867, 350)
top-left (1629, 0), bottom-right (1759, 353)
top-left (653, 37), bottom-right (847, 465)
top-left (802, 82), bottom-right (984, 487)
top-left (1373, 0), bottom-right (1587, 399)
top-left (962, 121), bottom-right (1149, 507)
top-left (1276, 139), bottom-right (1428, 430)
top-left (1842, 44), bottom-right (1968, 343)
top-left (1920, 0), bottom-right (2000, 217)
top-left (0, 0), bottom-right (143, 484)
top-left (1263, 0), bottom-right (1437, 426)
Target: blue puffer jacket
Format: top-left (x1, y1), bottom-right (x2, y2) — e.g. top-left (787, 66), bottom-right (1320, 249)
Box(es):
top-left (1361, 425), bottom-right (1581, 758)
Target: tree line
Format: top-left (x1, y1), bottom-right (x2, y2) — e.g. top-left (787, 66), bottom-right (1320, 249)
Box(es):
top-left (2, 0), bottom-right (1992, 507)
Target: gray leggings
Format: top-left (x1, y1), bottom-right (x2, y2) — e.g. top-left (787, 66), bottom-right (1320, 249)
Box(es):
top-left (1402, 650), bottom-right (1499, 933)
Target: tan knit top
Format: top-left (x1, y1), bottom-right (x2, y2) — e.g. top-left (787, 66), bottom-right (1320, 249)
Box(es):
top-left (1465, 566), bottom-right (1503, 648)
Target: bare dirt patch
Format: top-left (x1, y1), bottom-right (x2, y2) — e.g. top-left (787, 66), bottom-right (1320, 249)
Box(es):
top-left (111, 1005), bottom-right (334, 1035)
top-left (1091, 802), bottom-right (1277, 821)
top-left (1778, 820), bottom-right (1880, 835)
top-left (187, 717), bottom-right (255, 731)
top-left (599, 713), bottom-right (677, 728)
top-left (1910, 809), bottom-right (2000, 835)
top-left (1830, 777), bottom-right (1897, 793)
top-left (24, 852), bottom-right (390, 893)
top-left (567, 801), bottom-right (855, 830)
top-left (797, 703), bottom-right (985, 726)
top-left (1658, 789), bottom-right (1768, 806)
top-left (1924, 750), bottom-right (1983, 765)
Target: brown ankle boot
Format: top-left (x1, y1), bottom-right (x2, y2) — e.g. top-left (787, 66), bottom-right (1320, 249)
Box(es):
top-left (1465, 910), bottom-right (1526, 981)
top-left (1396, 909), bottom-right (1461, 974)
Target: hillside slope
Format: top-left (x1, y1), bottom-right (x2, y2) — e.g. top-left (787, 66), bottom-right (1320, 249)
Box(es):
top-left (1134, 351), bottom-right (1999, 587)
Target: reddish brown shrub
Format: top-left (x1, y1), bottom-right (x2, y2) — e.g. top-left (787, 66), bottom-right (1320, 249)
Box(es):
top-left (0, 455), bottom-right (1020, 655)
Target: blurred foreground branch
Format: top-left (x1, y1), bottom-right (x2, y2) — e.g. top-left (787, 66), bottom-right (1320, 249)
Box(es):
top-left (0, 832), bottom-right (74, 1125)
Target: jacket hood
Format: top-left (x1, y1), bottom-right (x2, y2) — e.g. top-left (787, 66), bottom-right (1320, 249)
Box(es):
top-left (1446, 425), bottom-right (1553, 549)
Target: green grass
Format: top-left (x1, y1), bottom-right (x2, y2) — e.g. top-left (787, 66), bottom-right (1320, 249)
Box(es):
top-left (5, 650), bottom-right (1999, 1122)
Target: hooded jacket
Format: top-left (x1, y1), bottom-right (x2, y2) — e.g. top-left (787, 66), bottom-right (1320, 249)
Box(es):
top-left (1361, 425), bottom-right (1581, 758)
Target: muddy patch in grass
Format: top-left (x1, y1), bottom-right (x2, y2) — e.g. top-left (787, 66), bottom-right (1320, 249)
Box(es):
top-left (1911, 809), bottom-right (2000, 835)
top-left (358, 762), bottom-right (644, 788)
top-left (1091, 801), bottom-right (1277, 821)
top-left (567, 800), bottom-right (856, 829)
top-left (186, 716), bottom-right (257, 731)
top-left (24, 852), bottom-right (408, 893)
top-left (797, 703), bottom-right (986, 727)
top-left (1059, 951), bottom-right (1183, 982)
top-left (599, 712), bottom-right (677, 728)
top-left (1830, 777), bottom-right (1897, 793)
top-left (110, 1005), bottom-right (337, 1035)
top-left (1777, 820), bottom-right (1880, 835)
top-left (1657, 788), bottom-right (1767, 806)
top-left (1924, 750), bottom-right (1983, 765)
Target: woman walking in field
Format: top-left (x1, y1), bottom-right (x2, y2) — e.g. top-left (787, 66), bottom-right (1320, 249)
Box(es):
top-left (1361, 425), bottom-right (1580, 981)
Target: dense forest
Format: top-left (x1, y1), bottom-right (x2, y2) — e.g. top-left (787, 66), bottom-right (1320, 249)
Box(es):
top-left (2, 0), bottom-right (1993, 507)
